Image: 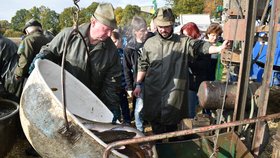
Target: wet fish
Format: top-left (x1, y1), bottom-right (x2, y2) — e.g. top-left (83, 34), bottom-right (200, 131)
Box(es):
top-left (77, 116), bottom-right (144, 137)
top-left (92, 130), bottom-right (136, 144)
top-left (76, 116), bottom-right (158, 158)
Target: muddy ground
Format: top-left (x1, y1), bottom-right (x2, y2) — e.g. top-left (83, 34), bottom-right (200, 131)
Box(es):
top-left (259, 120), bottom-right (279, 158)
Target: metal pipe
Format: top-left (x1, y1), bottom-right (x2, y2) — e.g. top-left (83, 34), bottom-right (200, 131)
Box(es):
top-left (252, 0), bottom-right (280, 155)
top-left (103, 112), bottom-right (280, 158)
top-left (197, 81), bottom-right (261, 110)
top-left (232, 0), bottom-right (257, 133)
top-left (260, 0), bottom-right (270, 25)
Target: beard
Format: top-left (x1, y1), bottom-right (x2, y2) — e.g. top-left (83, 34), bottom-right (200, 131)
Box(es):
top-left (158, 28), bottom-right (173, 39)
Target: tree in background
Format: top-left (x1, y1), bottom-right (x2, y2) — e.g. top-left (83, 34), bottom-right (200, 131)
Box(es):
top-left (9, 6), bottom-right (59, 37)
top-left (40, 6), bottom-right (59, 34)
top-left (115, 7), bottom-right (124, 26)
top-left (58, 7), bottom-right (74, 30)
top-left (120, 5), bottom-right (141, 26)
top-left (0, 20), bottom-right (10, 34)
top-left (4, 1), bottom-right (224, 37)
top-left (0, 19), bottom-right (21, 37)
top-left (11, 9), bottom-right (29, 32)
top-left (3, 29), bottom-right (22, 37)
top-left (172, 0), bottom-right (204, 16)
top-left (204, 0), bottom-right (223, 18)
top-left (165, 0), bottom-right (223, 20)
top-left (79, 2), bottom-right (99, 24)
top-left (58, 2), bottom-right (99, 30)
top-left (27, 6), bottom-right (41, 20)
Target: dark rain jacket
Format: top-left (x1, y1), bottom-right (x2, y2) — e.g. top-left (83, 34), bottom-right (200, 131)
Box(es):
top-left (15, 31), bottom-right (52, 78)
top-left (123, 38), bottom-right (145, 91)
top-left (138, 33), bottom-right (211, 125)
top-left (188, 54), bottom-right (212, 91)
top-left (38, 23), bottom-right (122, 113)
top-left (123, 32), bottom-right (154, 91)
top-left (0, 35), bottom-right (18, 81)
top-left (0, 35), bottom-right (21, 100)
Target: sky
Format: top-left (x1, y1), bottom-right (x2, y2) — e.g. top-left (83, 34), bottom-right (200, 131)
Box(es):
top-left (0, 0), bottom-right (166, 22)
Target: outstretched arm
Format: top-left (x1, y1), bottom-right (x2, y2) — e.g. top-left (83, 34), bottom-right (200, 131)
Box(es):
top-left (208, 40), bottom-right (230, 54)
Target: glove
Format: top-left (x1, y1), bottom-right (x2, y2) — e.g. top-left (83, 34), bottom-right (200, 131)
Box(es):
top-left (28, 53), bottom-right (46, 74)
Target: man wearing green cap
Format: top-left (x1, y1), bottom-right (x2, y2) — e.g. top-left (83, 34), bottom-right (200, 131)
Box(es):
top-left (31, 3), bottom-right (121, 123)
top-left (15, 19), bottom-right (52, 80)
top-left (134, 7), bottom-right (229, 135)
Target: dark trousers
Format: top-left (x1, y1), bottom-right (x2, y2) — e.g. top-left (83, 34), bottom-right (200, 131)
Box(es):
top-left (209, 58), bottom-right (218, 81)
top-left (150, 121), bottom-right (178, 134)
top-left (119, 89), bottom-right (131, 123)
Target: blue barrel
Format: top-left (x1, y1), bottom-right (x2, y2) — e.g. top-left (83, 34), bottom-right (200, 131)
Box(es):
top-left (0, 99), bottom-right (19, 157)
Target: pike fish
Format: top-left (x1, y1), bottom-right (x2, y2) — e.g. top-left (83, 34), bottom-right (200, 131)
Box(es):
top-left (76, 116), bottom-right (158, 158)
top-left (77, 116), bottom-right (145, 139)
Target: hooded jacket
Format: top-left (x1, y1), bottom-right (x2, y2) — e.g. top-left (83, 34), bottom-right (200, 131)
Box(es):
top-left (138, 33), bottom-right (211, 125)
top-left (38, 23), bottom-right (122, 113)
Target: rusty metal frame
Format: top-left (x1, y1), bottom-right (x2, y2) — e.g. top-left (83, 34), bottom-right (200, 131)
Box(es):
top-left (256, 24), bottom-right (280, 32)
top-left (252, 0), bottom-right (280, 155)
top-left (223, 19), bottom-right (246, 41)
top-left (272, 124), bottom-right (280, 157)
top-left (102, 0), bottom-right (280, 157)
top-left (103, 113), bottom-right (280, 158)
top-left (232, 0), bottom-right (257, 134)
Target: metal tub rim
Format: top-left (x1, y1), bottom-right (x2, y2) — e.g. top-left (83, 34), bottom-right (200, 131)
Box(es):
top-left (0, 99), bottom-right (19, 121)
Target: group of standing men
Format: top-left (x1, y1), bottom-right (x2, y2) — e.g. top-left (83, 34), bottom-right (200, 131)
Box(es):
top-left (0, 3), bottom-right (229, 137)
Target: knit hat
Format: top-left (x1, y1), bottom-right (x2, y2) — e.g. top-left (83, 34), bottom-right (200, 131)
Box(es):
top-left (154, 7), bottom-right (175, 27)
top-left (93, 3), bottom-right (117, 29)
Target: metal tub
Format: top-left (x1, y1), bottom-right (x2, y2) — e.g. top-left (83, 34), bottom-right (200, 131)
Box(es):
top-left (0, 99), bottom-right (19, 157)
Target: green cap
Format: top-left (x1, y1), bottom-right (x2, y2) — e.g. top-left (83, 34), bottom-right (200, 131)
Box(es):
top-left (23, 19), bottom-right (42, 33)
top-left (154, 7), bottom-right (175, 27)
top-left (93, 3), bottom-right (117, 29)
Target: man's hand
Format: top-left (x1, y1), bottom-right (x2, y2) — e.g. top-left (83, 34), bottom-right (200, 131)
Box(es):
top-left (210, 40), bottom-right (231, 54)
top-left (221, 40), bottom-right (231, 50)
top-left (15, 75), bottom-right (22, 81)
top-left (133, 86), bottom-right (141, 98)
